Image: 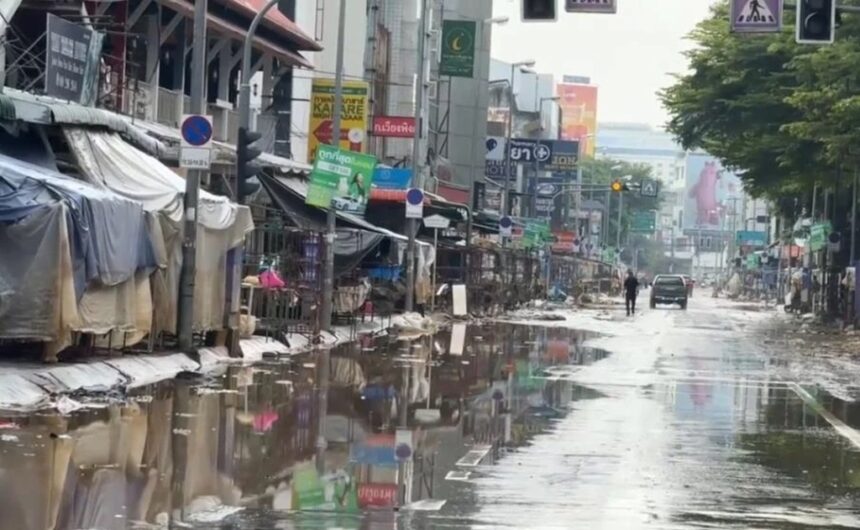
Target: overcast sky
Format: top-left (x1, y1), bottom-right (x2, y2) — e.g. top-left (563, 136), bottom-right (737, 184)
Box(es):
top-left (490, 0), bottom-right (717, 128)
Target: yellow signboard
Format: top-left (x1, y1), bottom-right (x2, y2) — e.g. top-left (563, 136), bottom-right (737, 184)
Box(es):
top-left (308, 78), bottom-right (369, 163)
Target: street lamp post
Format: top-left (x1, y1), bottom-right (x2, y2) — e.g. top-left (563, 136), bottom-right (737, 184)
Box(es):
top-left (502, 60), bottom-right (535, 220)
top-left (533, 95), bottom-right (559, 218)
top-left (469, 16), bottom-right (508, 207)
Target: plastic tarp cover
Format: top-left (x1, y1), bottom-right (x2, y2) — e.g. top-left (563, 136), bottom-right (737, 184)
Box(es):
top-left (0, 203), bottom-right (79, 346)
top-left (65, 128), bottom-right (255, 333)
top-left (0, 151), bottom-right (157, 296)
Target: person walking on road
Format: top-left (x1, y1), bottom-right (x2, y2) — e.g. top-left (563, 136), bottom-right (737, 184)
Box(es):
top-left (624, 269), bottom-right (640, 316)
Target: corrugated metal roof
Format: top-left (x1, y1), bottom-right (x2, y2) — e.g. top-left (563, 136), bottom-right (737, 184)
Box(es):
top-left (4, 88), bottom-right (163, 156)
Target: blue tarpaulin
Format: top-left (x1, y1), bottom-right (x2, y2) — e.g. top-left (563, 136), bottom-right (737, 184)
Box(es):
top-left (0, 152), bottom-right (157, 298)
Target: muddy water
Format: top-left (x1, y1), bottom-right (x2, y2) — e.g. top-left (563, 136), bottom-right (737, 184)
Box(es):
top-left (0, 324), bottom-right (599, 529)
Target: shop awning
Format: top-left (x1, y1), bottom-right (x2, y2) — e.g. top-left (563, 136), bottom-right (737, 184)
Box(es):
top-left (261, 174), bottom-right (415, 243)
top-left (4, 88), bottom-right (163, 156)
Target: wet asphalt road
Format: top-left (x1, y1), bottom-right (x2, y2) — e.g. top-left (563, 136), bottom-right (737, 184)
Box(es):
top-left (1, 295), bottom-right (859, 529)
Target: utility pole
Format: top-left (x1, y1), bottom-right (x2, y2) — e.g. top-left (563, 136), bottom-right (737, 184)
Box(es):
top-left (852, 171), bottom-right (857, 264)
top-left (177, 0), bottom-right (208, 351)
top-left (320, 0), bottom-right (348, 327)
top-left (405, 0), bottom-right (428, 313)
top-left (616, 191), bottom-right (623, 250)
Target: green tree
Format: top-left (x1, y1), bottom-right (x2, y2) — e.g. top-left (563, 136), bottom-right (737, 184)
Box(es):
top-left (579, 157), bottom-right (662, 245)
top-left (660, 1), bottom-right (827, 203)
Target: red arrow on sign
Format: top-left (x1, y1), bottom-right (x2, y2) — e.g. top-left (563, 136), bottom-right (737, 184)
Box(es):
top-left (313, 120), bottom-right (349, 143)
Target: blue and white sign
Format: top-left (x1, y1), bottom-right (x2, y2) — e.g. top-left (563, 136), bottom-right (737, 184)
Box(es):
top-left (180, 114), bottom-right (213, 169)
top-left (499, 215), bottom-right (513, 238)
top-left (373, 167), bottom-right (412, 189)
top-left (485, 138), bottom-right (579, 176)
top-left (406, 187), bottom-right (425, 219)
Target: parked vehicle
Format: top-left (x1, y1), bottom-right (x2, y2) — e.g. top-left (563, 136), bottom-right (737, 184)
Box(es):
top-left (681, 275), bottom-right (695, 297)
top-left (650, 275), bottom-right (688, 310)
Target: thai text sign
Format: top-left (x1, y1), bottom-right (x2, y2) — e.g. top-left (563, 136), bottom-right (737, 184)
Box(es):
top-left (46, 14), bottom-right (104, 105)
top-left (308, 78), bottom-right (368, 163)
top-left (307, 145), bottom-right (376, 215)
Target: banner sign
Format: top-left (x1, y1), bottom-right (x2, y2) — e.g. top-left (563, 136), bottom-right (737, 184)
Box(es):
top-left (439, 20), bottom-right (476, 77)
top-left (485, 138), bottom-right (579, 176)
top-left (373, 167), bottom-right (412, 189)
top-left (307, 145), bottom-right (376, 215)
top-left (308, 78), bottom-right (369, 163)
top-left (736, 230), bottom-right (768, 247)
top-left (809, 222), bottom-right (831, 252)
top-left (46, 14), bottom-right (104, 106)
top-left (552, 231), bottom-right (578, 253)
top-left (372, 116), bottom-right (415, 138)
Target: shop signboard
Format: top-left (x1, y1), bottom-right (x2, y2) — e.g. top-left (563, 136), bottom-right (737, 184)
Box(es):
top-left (306, 145), bottom-right (376, 215)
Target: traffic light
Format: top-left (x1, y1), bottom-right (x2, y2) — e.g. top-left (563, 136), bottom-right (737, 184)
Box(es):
top-left (796, 0), bottom-right (835, 44)
top-left (610, 180), bottom-right (628, 192)
top-left (237, 127), bottom-right (263, 203)
top-left (522, 0), bottom-right (557, 21)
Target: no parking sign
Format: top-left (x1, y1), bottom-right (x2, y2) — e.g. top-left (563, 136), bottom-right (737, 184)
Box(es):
top-left (405, 188), bottom-right (424, 219)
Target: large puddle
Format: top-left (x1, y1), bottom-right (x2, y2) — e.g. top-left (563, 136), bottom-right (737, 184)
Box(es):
top-left (3, 319), bottom-right (860, 529)
top-left (0, 323), bottom-right (602, 529)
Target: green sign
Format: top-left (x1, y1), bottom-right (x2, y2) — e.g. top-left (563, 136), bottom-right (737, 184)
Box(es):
top-left (631, 211), bottom-right (657, 233)
top-left (745, 254), bottom-right (760, 269)
top-left (439, 20), bottom-right (476, 78)
top-left (809, 222), bottom-right (832, 252)
top-left (307, 145), bottom-right (377, 215)
top-left (523, 220), bottom-right (551, 248)
top-left (292, 464), bottom-right (359, 513)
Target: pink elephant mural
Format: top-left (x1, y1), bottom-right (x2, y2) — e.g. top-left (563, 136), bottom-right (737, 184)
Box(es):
top-left (688, 161), bottom-right (722, 226)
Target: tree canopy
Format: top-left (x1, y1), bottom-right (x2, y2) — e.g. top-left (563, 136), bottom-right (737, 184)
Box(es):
top-left (661, 0), bottom-right (860, 206)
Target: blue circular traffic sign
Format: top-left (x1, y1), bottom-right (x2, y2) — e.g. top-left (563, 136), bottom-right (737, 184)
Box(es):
top-left (499, 216), bottom-right (513, 229)
top-left (395, 443), bottom-right (412, 460)
top-left (406, 188), bottom-right (424, 205)
top-left (181, 115), bottom-right (213, 147)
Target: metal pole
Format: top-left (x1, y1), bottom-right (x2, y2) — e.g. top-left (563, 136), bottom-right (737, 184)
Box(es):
top-left (177, 0), bottom-right (208, 350)
top-left (319, 0), bottom-right (347, 330)
top-left (238, 0), bottom-right (277, 135)
top-left (503, 62), bottom-right (515, 218)
top-left (430, 228), bottom-right (438, 312)
top-left (852, 171), bottom-right (857, 264)
top-left (405, 0), bottom-right (427, 313)
top-left (616, 191), bottom-right (623, 250)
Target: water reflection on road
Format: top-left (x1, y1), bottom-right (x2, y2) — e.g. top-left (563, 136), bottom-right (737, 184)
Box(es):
top-left (0, 323), bottom-right (599, 529)
top-left (1, 314), bottom-right (859, 529)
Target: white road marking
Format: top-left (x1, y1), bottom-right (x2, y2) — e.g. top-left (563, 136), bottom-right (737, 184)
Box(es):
top-left (789, 382), bottom-right (860, 450)
top-left (455, 445), bottom-right (492, 467)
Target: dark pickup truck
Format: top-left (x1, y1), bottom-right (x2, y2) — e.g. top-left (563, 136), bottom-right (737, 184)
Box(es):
top-left (650, 274), bottom-right (688, 310)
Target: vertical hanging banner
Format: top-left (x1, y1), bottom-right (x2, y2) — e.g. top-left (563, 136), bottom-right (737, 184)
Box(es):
top-left (45, 14), bottom-right (104, 106)
top-left (731, 0), bottom-right (783, 33)
top-left (439, 20), bottom-right (477, 78)
top-left (308, 78), bottom-right (369, 163)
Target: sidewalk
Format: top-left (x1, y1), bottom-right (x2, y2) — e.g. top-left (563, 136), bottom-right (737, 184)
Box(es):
top-left (0, 312), bottom-right (440, 411)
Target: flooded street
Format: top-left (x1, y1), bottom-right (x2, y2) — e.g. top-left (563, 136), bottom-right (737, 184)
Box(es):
top-left (1, 298), bottom-right (860, 529)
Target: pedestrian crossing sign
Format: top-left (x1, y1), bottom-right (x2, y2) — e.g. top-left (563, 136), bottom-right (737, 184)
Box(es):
top-left (731, 0), bottom-right (782, 33)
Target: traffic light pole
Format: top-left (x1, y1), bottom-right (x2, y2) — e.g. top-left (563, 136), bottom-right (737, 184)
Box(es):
top-left (177, 0), bottom-right (208, 351)
top-left (616, 191), bottom-right (623, 249)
